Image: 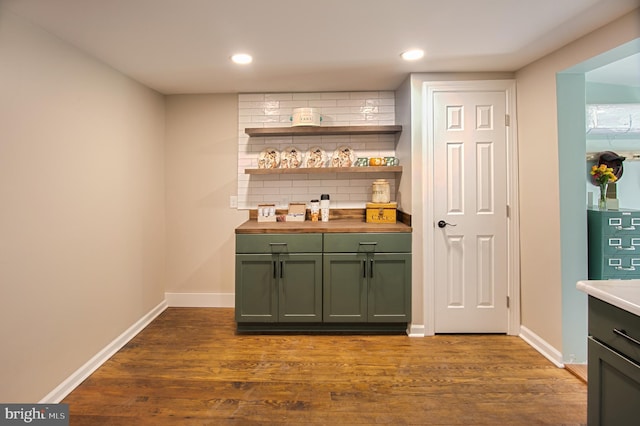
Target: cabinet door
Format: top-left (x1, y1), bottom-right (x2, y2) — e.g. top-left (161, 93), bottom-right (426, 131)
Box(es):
top-left (323, 253), bottom-right (367, 322)
top-left (279, 254), bottom-right (322, 322)
top-left (368, 253), bottom-right (411, 322)
top-left (588, 337), bottom-right (640, 426)
top-left (235, 254), bottom-right (277, 322)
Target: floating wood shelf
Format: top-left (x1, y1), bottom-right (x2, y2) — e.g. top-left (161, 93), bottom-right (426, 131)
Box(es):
top-left (245, 166), bottom-right (402, 175)
top-left (245, 125), bottom-right (402, 137)
top-left (587, 151), bottom-right (640, 161)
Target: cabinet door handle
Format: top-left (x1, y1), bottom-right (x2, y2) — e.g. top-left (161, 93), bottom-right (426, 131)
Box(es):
top-left (273, 261), bottom-right (277, 279)
top-left (614, 245), bottom-right (636, 251)
top-left (269, 242), bottom-right (287, 246)
top-left (370, 258), bottom-right (374, 278)
top-left (613, 328), bottom-right (640, 347)
top-left (362, 260), bottom-right (367, 278)
top-left (280, 260), bottom-right (284, 278)
top-left (615, 225), bottom-right (636, 231)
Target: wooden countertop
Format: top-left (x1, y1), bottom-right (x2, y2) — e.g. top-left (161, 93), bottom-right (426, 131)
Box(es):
top-left (235, 218), bottom-right (412, 234)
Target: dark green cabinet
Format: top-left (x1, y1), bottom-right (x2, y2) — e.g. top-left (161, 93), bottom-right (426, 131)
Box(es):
top-left (235, 234), bottom-right (322, 323)
top-left (587, 296), bottom-right (640, 425)
top-left (323, 253), bottom-right (368, 321)
top-left (277, 253), bottom-right (322, 321)
top-left (235, 254), bottom-right (277, 322)
top-left (235, 231), bottom-right (411, 331)
top-left (323, 253), bottom-right (411, 322)
top-left (587, 209), bottom-right (640, 280)
top-left (323, 233), bottom-right (411, 323)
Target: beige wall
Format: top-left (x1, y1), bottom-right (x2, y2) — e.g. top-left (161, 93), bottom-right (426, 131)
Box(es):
top-left (164, 95), bottom-right (247, 296)
top-left (0, 11), bottom-right (166, 402)
top-left (516, 9), bottom-right (640, 350)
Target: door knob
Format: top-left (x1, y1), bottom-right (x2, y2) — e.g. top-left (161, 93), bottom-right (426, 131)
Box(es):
top-left (437, 220), bottom-right (457, 228)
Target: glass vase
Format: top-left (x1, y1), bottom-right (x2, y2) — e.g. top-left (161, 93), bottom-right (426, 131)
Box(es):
top-left (598, 183), bottom-right (607, 210)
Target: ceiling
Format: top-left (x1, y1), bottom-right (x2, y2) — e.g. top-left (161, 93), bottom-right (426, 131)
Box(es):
top-left (3, 0), bottom-right (639, 94)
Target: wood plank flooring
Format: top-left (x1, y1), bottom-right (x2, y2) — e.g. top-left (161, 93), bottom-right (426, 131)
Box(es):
top-left (63, 308), bottom-right (587, 425)
top-left (565, 364), bottom-right (588, 384)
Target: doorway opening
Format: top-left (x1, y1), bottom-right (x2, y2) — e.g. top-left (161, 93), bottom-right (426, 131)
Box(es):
top-left (557, 38), bottom-right (640, 365)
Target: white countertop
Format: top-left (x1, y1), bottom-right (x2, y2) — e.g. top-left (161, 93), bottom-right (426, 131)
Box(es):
top-left (577, 280), bottom-right (640, 316)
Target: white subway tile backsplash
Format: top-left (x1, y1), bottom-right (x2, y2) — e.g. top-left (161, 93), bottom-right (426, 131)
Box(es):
top-left (292, 180), bottom-right (310, 187)
top-left (238, 101), bottom-right (270, 109)
top-left (337, 99), bottom-right (366, 107)
top-left (263, 180), bottom-right (291, 188)
top-left (375, 113), bottom-right (395, 122)
top-left (251, 115), bottom-right (281, 123)
top-left (293, 93), bottom-right (322, 100)
top-left (237, 91), bottom-right (397, 209)
top-left (311, 100), bottom-right (338, 107)
top-left (320, 106), bottom-right (351, 115)
top-left (320, 92), bottom-right (351, 100)
top-left (349, 92), bottom-right (382, 99)
top-left (279, 100), bottom-right (310, 109)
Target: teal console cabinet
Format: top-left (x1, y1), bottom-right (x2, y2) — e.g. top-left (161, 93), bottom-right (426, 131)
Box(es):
top-left (587, 209), bottom-right (640, 280)
top-left (235, 234), bottom-right (322, 323)
top-left (323, 233), bottom-right (411, 323)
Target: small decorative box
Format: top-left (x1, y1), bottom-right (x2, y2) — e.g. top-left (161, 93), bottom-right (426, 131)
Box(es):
top-left (286, 203), bottom-right (307, 222)
top-left (257, 204), bottom-right (277, 222)
top-left (366, 202), bottom-right (397, 224)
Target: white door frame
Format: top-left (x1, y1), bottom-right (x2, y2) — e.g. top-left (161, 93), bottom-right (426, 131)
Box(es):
top-left (420, 80), bottom-right (521, 336)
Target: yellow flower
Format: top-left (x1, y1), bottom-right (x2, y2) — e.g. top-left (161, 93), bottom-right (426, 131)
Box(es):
top-left (591, 163), bottom-right (617, 185)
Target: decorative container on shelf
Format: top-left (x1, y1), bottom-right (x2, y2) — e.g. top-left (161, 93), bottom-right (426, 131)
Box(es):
top-left (257, 204), bottom-right (277, 222)
top-left (372, 179), bottom-right (391, 203)
top-left (286, 203), bottom-right (307, 222)
top-left (366, 202), bottom-right (397, 224)
top-left (290, 108), bottom-right (322, 126)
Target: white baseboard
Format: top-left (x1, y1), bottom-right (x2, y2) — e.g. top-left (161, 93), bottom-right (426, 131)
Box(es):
top-left (39, 300), bottom-right (168, 403)
top-left (519, 325), bottom-right (564, 368)
top-left (165, 292), bottom-right (234, 308)
top-left (408, 324), bottom-right (426, 337)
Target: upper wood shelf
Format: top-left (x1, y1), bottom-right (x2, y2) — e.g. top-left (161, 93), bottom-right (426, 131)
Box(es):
top-left (245, 166), bottom-right (402, 175)
top-left (244, 125), bottom-right (402, 137)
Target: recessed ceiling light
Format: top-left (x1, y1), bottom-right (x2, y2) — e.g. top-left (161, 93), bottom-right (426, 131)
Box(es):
top-left (401, 49), bottom-right (424, 61)
top-left (231, 53), bottom-right (253, 64)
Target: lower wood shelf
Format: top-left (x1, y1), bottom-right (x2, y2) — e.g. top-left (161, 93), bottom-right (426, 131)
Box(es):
top-left (245, 166), bottom-right (402, 175)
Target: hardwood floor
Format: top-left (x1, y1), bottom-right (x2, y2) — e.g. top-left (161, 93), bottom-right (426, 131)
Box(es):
top-left (565, 364), bottom-right (588, 384)
top-left (63, 308), bottom-right (587, 425)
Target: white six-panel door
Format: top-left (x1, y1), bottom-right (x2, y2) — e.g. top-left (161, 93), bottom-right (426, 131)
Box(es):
top-left (433, 90), bottom-right (508, 333)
